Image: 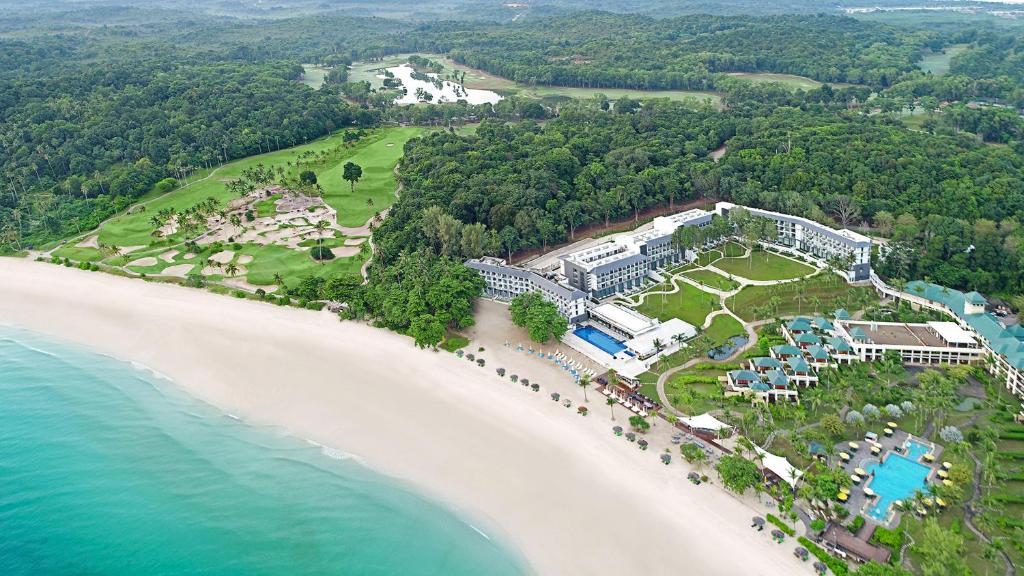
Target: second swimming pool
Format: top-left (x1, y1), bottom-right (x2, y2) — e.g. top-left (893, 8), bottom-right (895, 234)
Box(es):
top-left (573, 326), bottom-right (627, 356)
top-left (864, 439), bottom-right (933, 521)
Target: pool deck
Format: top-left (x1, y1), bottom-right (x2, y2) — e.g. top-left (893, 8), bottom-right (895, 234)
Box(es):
top-left (831, 430), bottom-right (944, 528)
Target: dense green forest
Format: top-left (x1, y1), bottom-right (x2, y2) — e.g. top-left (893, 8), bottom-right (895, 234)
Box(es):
top-left (410, 13), bottom-right (928, 89)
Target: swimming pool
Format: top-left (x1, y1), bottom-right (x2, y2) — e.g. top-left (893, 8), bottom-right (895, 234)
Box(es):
top-left (864, 440), bottom-right (933, 521)
top-left (573, 326), bottom-right (627, 356)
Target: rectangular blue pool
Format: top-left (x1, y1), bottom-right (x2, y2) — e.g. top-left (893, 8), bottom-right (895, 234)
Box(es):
top-left (574, 326), bottom-right (627, 356)
top-left (864, 440), bottom-right (933, 521)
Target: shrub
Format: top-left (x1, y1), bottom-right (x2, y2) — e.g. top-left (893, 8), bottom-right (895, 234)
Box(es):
top-left (863, 404), bottom-right (881, 420)
top-left (810, 519), bottom-right (826, 532)
top-left (305, 301), bottom-right (324, 311)
top-left (798, 537), bottom-right (849, 576)
top-left (234, 291), bottom-right (246, 298)
top-left (900, 400), bottom-right (915, 414)
top-left (767, 514), bottom-right (795, 536)
top-left (310, 245), bottom-right (335, 261)
top-left (845, 410), bottom-right (865, 426)
top-left (940, 426), bottom-right (963, 444)
top-left (847, 515), bottom-right (865, 534)
top-left (884, 404), bottom-right (903, 419)
top-left (255, 288), bottom-right (266, 299)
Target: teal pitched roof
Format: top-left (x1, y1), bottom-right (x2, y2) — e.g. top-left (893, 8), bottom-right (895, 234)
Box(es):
top-left (849, 327), bottom-right (868, 341)
top-left (771, 344), bottom-right (801, 356)
top-left (729, 370), bottom-right (760, 383)
top-left (786, 356), bottom-right (810, 373)
top-left (833, 309), bottom-right (851, 320)
top-left (796, 333), bottom-right (822, 345)
top-left (813, 317), bottom-right (835, 331)
top-left (827, 336), bottom-right (852, 352)
top-left (751, 357), bottom-right (783, 369)
top-left (904, 280), bottom-right (1024, 370)
top-left (787, 318), bottom-right (813, 332)
top-left (765, 370), bottom-right (790, 387)
top-left (806, 344), bottom-right (830, 360)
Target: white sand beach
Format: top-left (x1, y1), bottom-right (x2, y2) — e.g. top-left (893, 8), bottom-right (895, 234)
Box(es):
top-left (0, 258), bottom-right (802, 576)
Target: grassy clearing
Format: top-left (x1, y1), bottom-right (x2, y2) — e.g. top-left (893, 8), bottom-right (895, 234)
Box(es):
top-left (441, 335), bottom-right (470, 352)
top-left (724, 72), bottom-right (823, 90)
top-left (684, 269), bottom-right (739, 291)
top-left (521, 85), bottom-right (721, 107)
top-left (635, 281), bottom-right (721, 327)
top-left (721, 242), bottom-right (747, 257)
top-left (240, 244), bottom-right (366, 287)
top-left (300, 64), bottom-right (330, 89)
top-left (714, 249), bottom-right (815, 281)
top-left (729, 275), bottom-right (876, 321)
top-left (918, 44), bottom-right (969, 76)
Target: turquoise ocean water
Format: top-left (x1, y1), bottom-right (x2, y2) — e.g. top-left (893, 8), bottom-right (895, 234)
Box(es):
top-left (0, 327), bottom-right (524, 575)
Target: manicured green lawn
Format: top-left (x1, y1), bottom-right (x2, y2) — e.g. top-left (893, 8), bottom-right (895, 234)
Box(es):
top-left (52, 245), bottom-right (107, 262)
top-left (729, 275), bottom-right (877, 321)
top-left (97, 126), bottom-right (423, 247)
top-left (714, 249), bottom-right (815, 281)
top-left (635, 281), bottom-right (720, 327)
top-left (917, 44), bottom-right (968, 76)
top-left (703, 314), bottom-right (745, 346)
top-left (684, 269), bottom-right (739, 291)
top-left (300, 64), bottom-right (330, 89)
top-left (721, 242), bottom-right (747, 257)
top-left (724, 72), bottom-right (823, 91)
top-left (254, 194), bottom-right (282, 218)
top-left (240, 244), bottom-right (366, 287)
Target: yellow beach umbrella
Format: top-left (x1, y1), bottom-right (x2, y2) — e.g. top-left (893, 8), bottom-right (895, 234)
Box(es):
top-left (839, 452), bottom-right (851, 461)
top-left (887, 421), bottom-right (898, 429)
top-left (883, 428), bottom-right (894, 436)
top-left (839, 487), bottom-right (851, 495)
top-left (923, 453), bottom-right (935, 462)
top-left (942, 479), bottom-right (954, 488)
top-left (937, 469), bottom-right (949, 479)
top-left (837, 492), bottom-right (849, 502)
top-left (854, 467), bottom-right (867, 476)
top-left (936, 497), bottom-right (947, 508)
top-left (871, 446), bottom-right (881, 455)
top-left (917, 507), bottom-right (927, 516)
top-left (923, 497), bottom-right (934, 507)
top-left (942, 461), bottom-right (952, 470)
top-left (848, 441), bottom-right (860, 450)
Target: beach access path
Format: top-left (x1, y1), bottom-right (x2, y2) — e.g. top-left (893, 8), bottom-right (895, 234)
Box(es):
top-left (0, 258), bottom-right (802, 576)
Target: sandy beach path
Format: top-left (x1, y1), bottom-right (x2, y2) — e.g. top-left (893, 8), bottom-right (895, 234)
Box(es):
top-left (0, 258), bottom-right (804, 576)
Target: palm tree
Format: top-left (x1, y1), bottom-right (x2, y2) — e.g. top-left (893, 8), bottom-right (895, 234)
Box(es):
top-left (225, 263), bottom-right (239, 277)
top-left (606, 396), bottom-right (617, 420)
top-left (273, 273), bottom-right (284, 287)
top-left (313, 219), bottom-right (330, 264)
top-left (579, 374), bottom-right (591, 402)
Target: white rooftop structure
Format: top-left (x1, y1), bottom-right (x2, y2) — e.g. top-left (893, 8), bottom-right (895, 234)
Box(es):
top-left (927, 321), bottom-right (978, 345)
top-left (591, 303), bottom-right (658, 338)
top-left (681, 413), bottom-right (733, 433)
top-left (624, 318), bottom-right (697, 358)
top-left (754, 446), bottom-right (803, 486)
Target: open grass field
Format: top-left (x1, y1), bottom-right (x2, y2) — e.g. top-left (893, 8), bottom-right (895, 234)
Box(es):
top-left (520, 86), bottom-right (722, 107)
top-left (918, 44), bottom-right (969, 76)
top-left (703, 314), bottom-right (745, 345)
top-left (724, 72), bottom-right (824, 90)
top-left (713, 249), bottom-right (815, 281)
top-left (96, 126), bottom-right (423, 248)
top-left (300, 64), bottom-right (330, 89)
top-left (635, 281), bottom-right (720, 327)
top-left (729, 275), bottom-right (876, 321)
top-left (683, 269), bottom-right (739, 291)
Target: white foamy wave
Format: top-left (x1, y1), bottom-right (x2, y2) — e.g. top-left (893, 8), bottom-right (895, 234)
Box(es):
top-left (469, 524), bottom-right (491, 541)
top-left (4, 339), bottom-right (61, 359)
top-left (226, 413), bottom-right (242, 421)
top-left (305, 438), bottom-right (366, 464)
top-left (128, 360), bottom-right (173, 381)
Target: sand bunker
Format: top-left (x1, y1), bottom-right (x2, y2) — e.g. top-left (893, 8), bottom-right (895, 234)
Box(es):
top-left (201, 264), bottom-right (247, 277)
top-left (159, 250), bottom-right (179, 263)
top-left (76, 235), bottom-right (100, 249)
top-left (183, 253), bottom-right (196, 260)
top-left (160, 264), bottom-right (194, 278)
top-left (120, 245), bottom-right (146, 255)
top-left (237, 255), bottom-right (253, 264)
top-left (343, 238), bottom-right (366, 246)
top-left (331, 246), bottom-right (361, 258)
top-left (208, 250), bottom-right (235, 264)
top-left (127, 257), bottom-right (158, 267)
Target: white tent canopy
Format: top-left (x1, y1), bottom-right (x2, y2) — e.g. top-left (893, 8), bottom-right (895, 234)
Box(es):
top-left (680, 413), bottom-right (732, 433)
top-left (754, 446), bottom-right (803, 486)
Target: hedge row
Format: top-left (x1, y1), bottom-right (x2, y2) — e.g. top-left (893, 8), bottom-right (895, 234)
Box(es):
top-left (798, 537), bottom-right (849, 576)
top-left (767, 514), bottom-right (795, 536)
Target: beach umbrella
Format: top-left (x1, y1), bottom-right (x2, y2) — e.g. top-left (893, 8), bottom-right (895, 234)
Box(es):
top-left (936, 497), bottom-right (947, 508)
top-left (839, 487), bottom-right (850, 495)
top-left (794, 546), bottom-right (808, 560)
top-left (850, 474), bottom-right (862, 484)
top-left (883, 427), bottom-right (894, 436)
top-left (888, 421), bottom-right (898, 429)
top-left (863, 487), bottom-right (876, 497)
top-left (771, 529), bottom-right (785, 540)
top-left (870, 446), bottom-right (881, 455)
top-left (839, 452), bottom-right (851, 461)
top-left (752, 516), bottom-right (765, 528)
top-left (942, 479), bottom-right (954, 488)
top-left (837, 492), bottom-right (849, 502)
top-left (942, 461), bottom-right (952, 470)
top-left (923, 453), bottom-right (935, 462)
top-left (814, 560), bottom-right (828, 574)
top-left (848, 441), bottom-right (860, 451)
top-left (936, 469), bottom-right (949, 479)
top-left (854, 467), bottom-right (867, 476)
top-left (923, 497), bottom-right (934, 507)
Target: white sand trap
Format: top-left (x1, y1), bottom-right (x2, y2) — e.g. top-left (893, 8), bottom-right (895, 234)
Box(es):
top-left (209, 250), bottom-right (235, 264)
top-left (202, 265), bottom-right (247, 277)
top-left (331, 246), bottom-right (361, 258)
top-left (120, 245), bottom-right (146, 255)
top-left (159, 250), bottom-right (179, 263)
top-left (160, 264), bottom-right (194, 278)
top-left (386, 143), bottom-right (395, 147)
top-left (76, 235), bottom-right (100, 249)
top-left (201, 266), bottom-right (220, 276)
top-left (237, 255), bottom-right (254, 264)
top-left (183, 253), bottom-right (196, 260)
top-left (127, 257), bottom-right (158, 267)
top-left (343, 238), bottom-right (366, 246)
